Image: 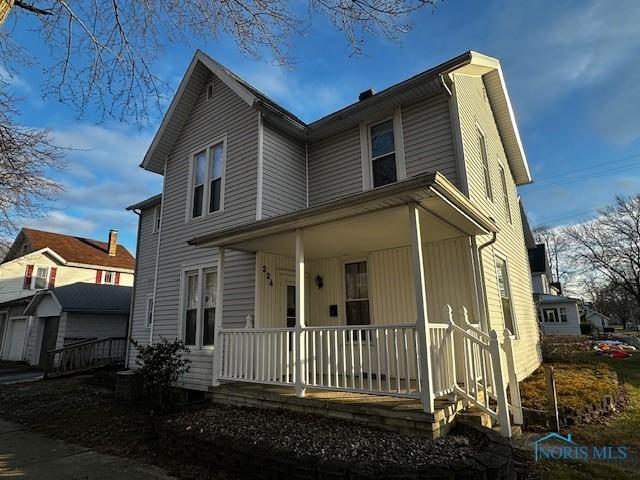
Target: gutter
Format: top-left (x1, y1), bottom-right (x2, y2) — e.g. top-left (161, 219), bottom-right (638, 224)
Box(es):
top-left (124, 207), bottom-right (142, 369)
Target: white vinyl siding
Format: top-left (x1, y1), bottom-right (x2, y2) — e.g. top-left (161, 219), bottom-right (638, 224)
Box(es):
top-left (453, 72), bottom-right (540, 379)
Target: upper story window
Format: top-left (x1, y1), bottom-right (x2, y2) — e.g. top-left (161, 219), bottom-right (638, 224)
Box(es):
top-left (478, 129), bottom-right (493, 201)
top-left (361, 108), bottom-right (405, 190)
top-left (23, 264), bottom-right (57, 290)
top-left (370, 120), bottom-right (397, 187)
top-left (190, 139), bottom-right (226, 220)
top-left (34, 267), bottom-right (48, 289)
top-left (103, 271), bottom-right (116, 285)
top-left (498, 164), bottom-right (512, 223)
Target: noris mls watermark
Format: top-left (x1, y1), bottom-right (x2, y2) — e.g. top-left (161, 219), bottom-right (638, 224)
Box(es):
top-left (530, 433), bottom-right (629, 463)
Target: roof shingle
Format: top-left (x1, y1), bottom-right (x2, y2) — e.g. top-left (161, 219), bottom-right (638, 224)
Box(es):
top-left (22, 228), bottom-right (135, 270)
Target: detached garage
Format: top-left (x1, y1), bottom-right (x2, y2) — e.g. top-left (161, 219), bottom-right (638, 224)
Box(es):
top-left (22, 283), bottom-right (132, 367)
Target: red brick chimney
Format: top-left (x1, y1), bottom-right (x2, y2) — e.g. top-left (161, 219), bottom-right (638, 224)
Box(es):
top-left (108, 229), bottom-right (118, 256)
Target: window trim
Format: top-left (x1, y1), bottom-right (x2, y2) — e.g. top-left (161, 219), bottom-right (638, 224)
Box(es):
top-left (360, 107), bottom-right (406, 190)
top-left (497, 161), bottom-right (512, 224)
top-left (177, 262), bottom-right (217, 351)
top-left (493, 251), bottom-right (518, 338)
top-left (145, 295), bottom-right (154, 328)
top-left (341, 256), bottom-right (372, 327)
top-left (476, 124), bottom-right (493, 202)
top-left (185, 135), bottom-right (227, 223)
top-left (542, 308), bottom-right (559, 323)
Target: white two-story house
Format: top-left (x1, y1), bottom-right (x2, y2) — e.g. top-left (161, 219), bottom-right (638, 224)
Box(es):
top-left (0, 228), bottom-right (135, 364)
top-left (127, 50), bottom-right (541, 437)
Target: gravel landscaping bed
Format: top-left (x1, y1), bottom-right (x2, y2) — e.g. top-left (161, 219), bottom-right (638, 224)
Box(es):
top-left (167, 404), bottom-right (478, 467)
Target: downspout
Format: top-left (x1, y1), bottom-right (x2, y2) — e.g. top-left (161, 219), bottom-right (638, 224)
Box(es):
top-left (150, 160), bottom-right (167, 344)
top-left (474, 231), bottom-right (497, 331)
top-left (124, 208), bottom-right (142, 369)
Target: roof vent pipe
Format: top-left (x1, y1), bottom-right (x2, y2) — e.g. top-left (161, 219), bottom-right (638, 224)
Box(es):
top-left (358, 89), bottom-right (375, 101)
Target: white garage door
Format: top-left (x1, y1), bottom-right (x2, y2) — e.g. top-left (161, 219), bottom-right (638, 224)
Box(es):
top-left (6, 319), bottom-right (27, 361)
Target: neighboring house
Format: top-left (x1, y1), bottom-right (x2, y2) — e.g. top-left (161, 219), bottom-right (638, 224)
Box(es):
top-left (127, 50), bottom-right (540, 436)
top-left (523, 223), bottom-right (581, 336)
top-left (23, 283), bottom-right (131, 368)
top-left (0, 228), bottom-right (135, 362)
top-left (581, 304), bottom-right (611, 334)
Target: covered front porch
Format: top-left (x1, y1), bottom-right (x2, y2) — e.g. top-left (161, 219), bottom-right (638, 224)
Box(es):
top-left (189, 174), bottom-right (523, 437)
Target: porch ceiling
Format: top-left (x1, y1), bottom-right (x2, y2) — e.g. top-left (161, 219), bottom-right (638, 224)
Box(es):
top-left (188, 173), bottom-right (498, 259)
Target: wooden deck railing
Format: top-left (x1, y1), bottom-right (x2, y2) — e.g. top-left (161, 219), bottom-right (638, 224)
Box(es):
top-left (45, 337), bottom-right (127, 378)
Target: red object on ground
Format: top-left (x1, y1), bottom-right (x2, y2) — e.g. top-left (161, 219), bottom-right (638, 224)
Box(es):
top-left (610, 350), bottom-right (631, 359)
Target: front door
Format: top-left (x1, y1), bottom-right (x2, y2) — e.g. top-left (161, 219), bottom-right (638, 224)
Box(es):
top-left (39, 316), bottom-right (60, 369)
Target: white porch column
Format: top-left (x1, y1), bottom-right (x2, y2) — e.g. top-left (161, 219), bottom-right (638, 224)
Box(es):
top-left (211, 247), bottom-right (225, 387)
top-left (295, 229), bottom-right (306, 398)
top-left (408, 202), bottom-right (435, 413)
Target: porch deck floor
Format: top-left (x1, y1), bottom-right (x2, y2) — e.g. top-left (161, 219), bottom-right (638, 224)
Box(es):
top-left (209, 382), bottom-right (463, 437)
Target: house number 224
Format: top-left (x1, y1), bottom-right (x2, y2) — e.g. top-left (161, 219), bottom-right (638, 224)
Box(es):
top-left (262, 265), bottom-right (274, 286)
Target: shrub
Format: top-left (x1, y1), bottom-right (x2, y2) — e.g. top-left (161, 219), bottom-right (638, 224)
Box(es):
top-left (132, 338), bottom-right (191, 413)
top-left (580, 323), bottom-right (594, 335)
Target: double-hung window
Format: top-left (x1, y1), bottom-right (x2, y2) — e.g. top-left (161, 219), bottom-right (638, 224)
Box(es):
top-left (190, 140), bottom-right (225, 220)
top-left (182, 267), bottom-right (218, 348)
top-left (498, 164), bottom-right (512, 223)
top-left (543, 308), bottom-right (558, 322)
top-left (344, 261), bottom-right (370, 326)
top-left (370, 120), bottom-right (397, 188)
top-left (495, 256), bottom-right (516, 335)
top-left (559, 307), bottom-right (568, 322)
top-left (153, 206), bottom-right (161, 233)
top-left (34, 267), bottom-right (48, 289)
top-left (478, 129), bottom-right (493, 201)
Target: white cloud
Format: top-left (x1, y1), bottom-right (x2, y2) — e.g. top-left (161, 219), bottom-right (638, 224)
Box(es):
top-left (28, 212), bottom-right (97, 238)
top-left (231, 63), bottom-right (348, 122)
top-left (32, 124), bottom-right (163, 251)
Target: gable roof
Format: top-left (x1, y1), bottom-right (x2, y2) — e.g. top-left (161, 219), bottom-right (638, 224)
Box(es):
top-left (142, 50), bottom-right (532, 185)
top-left (126, 193), bottom-right (162, 211)
top-left (25, 283), bottom-right (132, 315)
top-left (14, 228), bottom-right (135, 270)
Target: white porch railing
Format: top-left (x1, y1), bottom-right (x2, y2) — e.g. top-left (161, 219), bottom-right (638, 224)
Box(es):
top-left (214, 305), bottom-right (523, 437)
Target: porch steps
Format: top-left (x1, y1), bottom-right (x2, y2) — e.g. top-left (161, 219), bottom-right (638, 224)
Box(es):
top-left (209, 383), bottom-right (466, 438)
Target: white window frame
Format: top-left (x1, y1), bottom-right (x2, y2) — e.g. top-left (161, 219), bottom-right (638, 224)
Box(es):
top-left (145, 295), bottom-right (154, 328)
top-left (206, 81), bottom-right (214, 101)
top-left (493, 252), bottom-right (518, 337)
top-left (341, 256), bottom-right (372, 327)
top-left (543, 308), bottom-right (558, 323)
top-left (477, 125), bottom-right (493, 202)
top-left (0, 310), bottom-right (8, 357)
top-left (33, 266), bottom-right (49, 290)
top-left (559, 307), bottom-right (568, 322)
top-left (360, 107), bottom-right (406, 190)
top-left (103, 271), bottom-right (116, 285)
top-left (177, 262), bottom-right (217, 351)
top-left (498, 161), bottom-right (512, 224)
top-left (186, 135), bottom-right (227, 223)
top-left (153, 206), bottom-right (161, 233)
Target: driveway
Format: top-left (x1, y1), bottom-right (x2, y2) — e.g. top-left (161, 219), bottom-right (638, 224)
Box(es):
top-left (0, 420), bottom-right (176, 479)
top-left (0, 362), bottom-right (43, 385)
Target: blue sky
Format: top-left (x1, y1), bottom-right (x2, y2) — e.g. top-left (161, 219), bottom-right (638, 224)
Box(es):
top-left (3, 0), bottom-right (639, 253)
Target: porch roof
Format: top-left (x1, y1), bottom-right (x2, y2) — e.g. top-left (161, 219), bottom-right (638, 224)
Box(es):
top-left (188, 174), bottom-right (497, 258)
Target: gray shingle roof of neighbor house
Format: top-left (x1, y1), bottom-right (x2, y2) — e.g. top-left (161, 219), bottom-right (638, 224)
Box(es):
top-left (24, 283), bottom-right (132, 315)
top-left (140, 49), bottom-right (532, 186)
